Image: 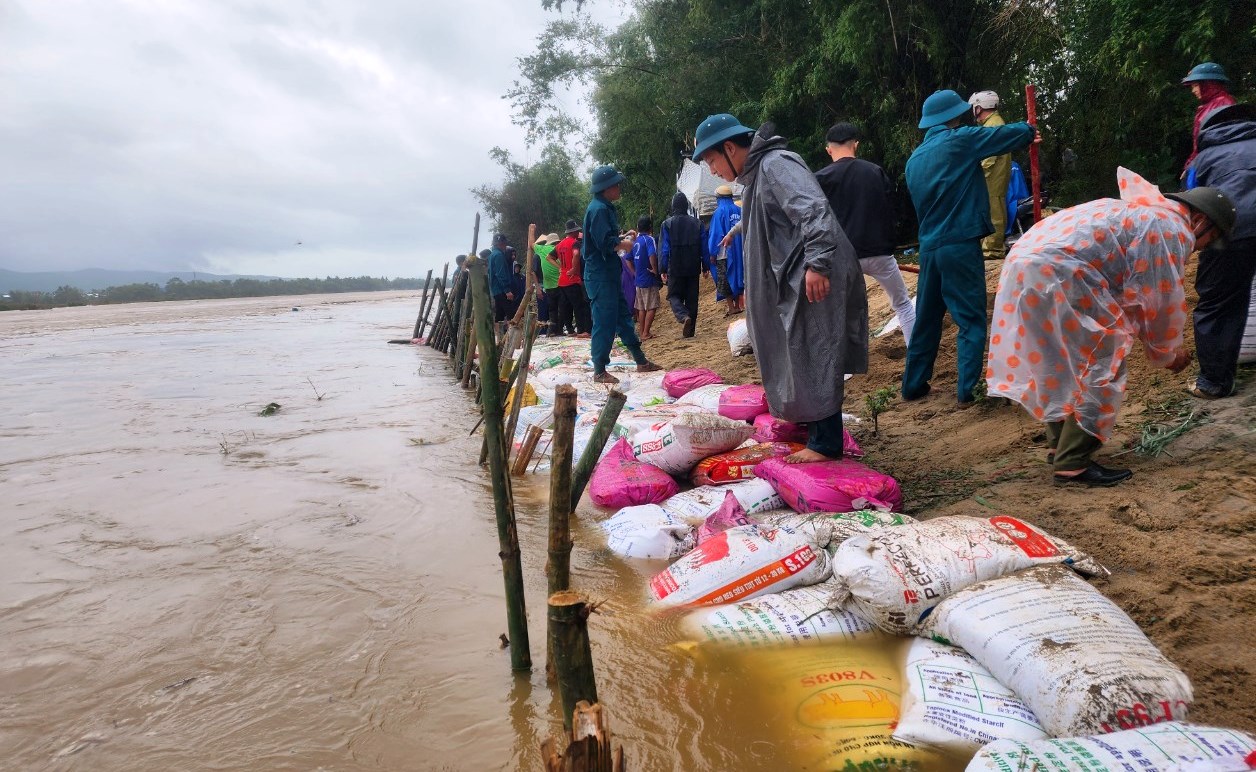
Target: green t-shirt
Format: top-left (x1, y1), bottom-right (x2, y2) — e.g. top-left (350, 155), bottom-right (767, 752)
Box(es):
top-left (536, 243), bottom-right (560, 289)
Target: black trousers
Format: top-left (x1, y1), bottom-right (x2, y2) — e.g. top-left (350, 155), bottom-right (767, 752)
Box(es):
top-left (667, 274), bottom-right (700, 326)
top-left (553, 284), bottom-right (591, 334)
top-left (807, 412), bottom-right (845, 459)
top-left (1194, 236), bottom-right (1256, 394)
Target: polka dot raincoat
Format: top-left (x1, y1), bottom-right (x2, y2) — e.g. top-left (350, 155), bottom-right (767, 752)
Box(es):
top-left (986, 168), bottom-right (1195, 441)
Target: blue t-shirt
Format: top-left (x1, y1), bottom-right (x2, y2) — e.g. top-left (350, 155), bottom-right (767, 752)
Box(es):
top-left (631, 234), bottom-right (660, 288)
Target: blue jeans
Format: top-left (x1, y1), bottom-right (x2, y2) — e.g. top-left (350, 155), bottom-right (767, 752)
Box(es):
top-left (902, 238), bottom-right (987, 402)
top-left (585, 279), bottom-right (645, 372)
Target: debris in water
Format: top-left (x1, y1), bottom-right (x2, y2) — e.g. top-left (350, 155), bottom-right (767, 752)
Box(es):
top-left (499, 633), bottom-right (510, 649)
top-left (157, 677), bottom-right (197, 694)
top-left (258, 402), bottom-right (281, 416)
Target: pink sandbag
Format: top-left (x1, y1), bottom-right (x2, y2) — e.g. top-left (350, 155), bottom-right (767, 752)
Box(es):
top-left (590, 437), bottom-right (680, 508)
top-left (662, 368), bottom-right (724, 398)
top-left (717, 384), bottom-right (769, 422)
top-left (754, 457), bottom-right (902, 513)
top-left (752, 413), bottom-right (807, 443)
top-left (696, 491), bottom-right (755, 544)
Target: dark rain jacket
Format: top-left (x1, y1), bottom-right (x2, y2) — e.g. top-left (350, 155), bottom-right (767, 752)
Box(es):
top-left (582, 193), bottom-right (623, 285)
top-left (1194, 116), bottom-right (1256, 241)
top-left (660, 193), bottom-right (705, 277)
top-left (814, 157), bottom-right (897, 259)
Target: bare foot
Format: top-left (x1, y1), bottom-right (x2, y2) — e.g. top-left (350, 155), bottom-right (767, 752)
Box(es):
top-left (784, 448), bottom-right (836, 464)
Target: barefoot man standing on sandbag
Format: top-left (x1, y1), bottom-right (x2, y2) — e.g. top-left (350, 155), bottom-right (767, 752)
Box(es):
top-left (693, 113), bottom-right (868, 463)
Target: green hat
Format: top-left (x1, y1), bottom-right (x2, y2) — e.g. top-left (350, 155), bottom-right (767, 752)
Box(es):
top-left (918, 89), bottom-right (971, 129)
top-left (1181, 62), bottom-right (1230, 86)
top-left (1166, 187), bottom-right (1237, 242)
top-left (590, 165), bottom-right (625, 194)
top-left (693, 113), bottom-right (756, 160)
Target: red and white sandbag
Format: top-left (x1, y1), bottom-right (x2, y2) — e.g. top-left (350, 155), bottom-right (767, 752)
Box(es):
top-left (696, 491), bottom-right (756, 544)
top-left (648, 522), bottom-right (830, 609)
top-left (675, 383), bottom-right (733, 411)
top-left (661, 478), bottom-right (784, 522)
top-left (588, 437), bottom-right (680, 508)
top-left (832, 515), bottom-right (1108, 634)
top-left (922, 565), bottom-right (1192, 738)
top-left (662, 368), bottom-right (723, 398)
top-left (752, 413), bottom-right (808, 443)
top-left (763, 510), bottom-right (917, 550)
top-left (632, 411), bottom-right (753, 476)
top-left (717, 384), bottom-right (769, 421)
top-left (601, 504), bottom-right (696, 560)
top-left (755, 457), bottom-right (902, 513)
top-left (690, 442), bottom-right (804, 486)
top-left (966, 722), bottom-right (1256, 772)
top-left (893, 637), bottom-right (1048, 756)
top-left (681, 580), bottom-right (881, 648)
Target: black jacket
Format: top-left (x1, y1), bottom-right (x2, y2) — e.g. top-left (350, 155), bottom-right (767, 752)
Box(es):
top-left (661, 192), bottom-right (705, 277)
top-left (814, 157), bottom-right (897, 258)
top-left (1196, 116), bottom-right (1256, 242)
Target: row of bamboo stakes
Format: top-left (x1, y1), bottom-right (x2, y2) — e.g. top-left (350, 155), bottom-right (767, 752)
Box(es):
top-left (411, 216), bottom-right (627, 770)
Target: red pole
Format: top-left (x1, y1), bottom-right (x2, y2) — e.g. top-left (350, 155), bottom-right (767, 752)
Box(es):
top-left (1026, 83), bottom-right (1042, 223)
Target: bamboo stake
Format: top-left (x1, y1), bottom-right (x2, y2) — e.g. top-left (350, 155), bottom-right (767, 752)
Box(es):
top-left (548, 592), bottom-right (598, 731)
top-left (428, 278), bottom-right (450, 350)
top-left (547, 385), bottom-right (578, 596)
top-left (511, 424), bottom-right (544, 477)
top-left (428, 264), bottom-right (450, 345)
top-left (467, 255), bottom-right (531, 672)
top-left (541, 701), bottom-right (625, 772)
top-left (1026, 83), bottom-right (1042, 224)
top-left (504, 312), bottom-right (539, 453)
top-left (510, 224), bottom-right (538, 327)
top-left (569, 390), bottom-right (627, 512)
top-left (460, 315), bottom-right (477, 389)
top-left (411, 268), bottom-right (435, 340)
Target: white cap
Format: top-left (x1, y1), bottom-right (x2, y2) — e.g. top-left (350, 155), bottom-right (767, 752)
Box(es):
top-left (968, 90), bottom-right (1000, 109)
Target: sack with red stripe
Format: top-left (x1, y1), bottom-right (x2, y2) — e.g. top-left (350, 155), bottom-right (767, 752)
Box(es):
top-left (647, 522), bottom-right (830, 609)
top-left (690, 441), bottom-right (803, 486)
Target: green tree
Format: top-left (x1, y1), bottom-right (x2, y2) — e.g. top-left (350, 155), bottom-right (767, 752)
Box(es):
top-left (471, 143), bottom-right (587, 249)
top-left (51, 285), bottom-right (87, 306)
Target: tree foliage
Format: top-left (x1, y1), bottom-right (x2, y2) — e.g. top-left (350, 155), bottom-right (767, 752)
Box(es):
top-left (471, 143), bottom-right (588, 249)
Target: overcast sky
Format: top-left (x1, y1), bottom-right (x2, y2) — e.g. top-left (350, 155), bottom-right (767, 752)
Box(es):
top-left (0, 0), bottom-right (626, 279)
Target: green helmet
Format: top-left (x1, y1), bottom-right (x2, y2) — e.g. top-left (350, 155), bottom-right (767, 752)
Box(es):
top-left (918, 89), bottom-right (971, 129)
top-left (1181, 62), bottom-right (1230, 85)
top-left (590, 164), bottom-right (625, 194)
top-left (1166, 187), bottom-right (1237, 244)
top-left (692, 113), bottom-right (756, 160)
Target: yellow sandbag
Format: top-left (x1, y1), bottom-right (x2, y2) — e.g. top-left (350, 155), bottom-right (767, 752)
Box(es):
top-left (506, 382), bottom-right (538, 408)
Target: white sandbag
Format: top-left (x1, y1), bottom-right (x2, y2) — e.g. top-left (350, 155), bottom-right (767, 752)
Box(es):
top-left (662, 479), bottom-right (784, 523)
top-left (832, 515), bottom-right (1108, 634)
top-left (1240, 278), bottom-right (1255, 364)
top-left (923, 565), bottom-right (1193, 738)
top-left (572, 423), bottom-right (627, 464)
top-left (966, 722), bottom-right (1256, 772)
top-left (681, 580), bottom-right (881, 648)
top-left (600, 504), bottom-right (696, 560)
top-left (649, 522), bottom-right (830, 609)
top-left (632, 411), bottom-right (753, 476)
top-left (893, 637), bottom-right (1047, 756)
top-left (763, 510), bottom-right (918, 550)
top-left (613, 404), bottom-right (704, 441)
top-left (727, 317), bottom-right (752, 356)
top-left (674, 383), bottom-right (734, 411)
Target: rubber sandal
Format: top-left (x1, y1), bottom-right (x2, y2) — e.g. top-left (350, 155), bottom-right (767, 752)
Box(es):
top-left (1187, 379), bottom-right (1232, 400)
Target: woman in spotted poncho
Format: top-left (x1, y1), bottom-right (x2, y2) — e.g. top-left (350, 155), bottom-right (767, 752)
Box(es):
top-left (986, 168), bottom-right (1232, 487)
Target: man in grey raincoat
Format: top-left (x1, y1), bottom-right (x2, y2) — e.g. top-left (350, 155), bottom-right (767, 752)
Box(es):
top-left (693, 114), bottom-right (868, 462)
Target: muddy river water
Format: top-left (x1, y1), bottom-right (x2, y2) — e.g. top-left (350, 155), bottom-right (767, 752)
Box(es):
top-left (0, 292), bottom-right (935, 771)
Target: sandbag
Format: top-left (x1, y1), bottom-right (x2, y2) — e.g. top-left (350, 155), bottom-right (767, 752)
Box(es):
top-left (717, 383), bottom-right (769, 421)
top-left (601, 504), bottom-right (696, 560)
top-left (966, 722), bottom-right (1256, 772)
top-left (505, 381), bottom-right (538, 409)
top-left (832, 515), bottom-right (1107, 634)
top-left (690, 442), bottom-right (803, 486)
top-left (675, 383), bottom-right (734, 411)
top-left (727, 318), bottom-right (753, 356)
top-left (622, 371), bottom-right (672, 409)
top-left (661, 479), bottom-right (784, 522)
top-left (696, 491), bottom-right (755, 544)
top-left (752, 413), bottom-right (808, 443)
top-left (681, 580), bottom-right (882, 649)
top-left (648, 522), bottom-right (830, 609)
top-left (614, 404), bottom-right (704, 441)
top-left (1240, 278), bottom-right (1256, 364)
top-left (893, 637), bottom-right (1048, 756)
top-left (763, 510), bottom-right (918, 551)
top-left (632, 411), bottom-right (753, 476)
top-left (572, 423), bottom-right (627, 465)
top-left (755, 457), bottom-right (902, 513)
top-left (662, 368), bottom-right (724, 398)
top-left (589, 437), bottom-right (680, 508)
top-left (922, 565), bottom-right (1193, 738)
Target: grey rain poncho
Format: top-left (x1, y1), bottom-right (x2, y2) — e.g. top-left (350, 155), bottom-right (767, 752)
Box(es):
top-left (738, 128), bottom-right (869, 422)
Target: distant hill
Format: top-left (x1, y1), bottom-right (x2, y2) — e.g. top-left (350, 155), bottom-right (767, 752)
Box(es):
top-left (0, 268), bottom-right (282, 294)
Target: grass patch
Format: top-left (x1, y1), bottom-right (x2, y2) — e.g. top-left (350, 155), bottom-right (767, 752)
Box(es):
top-left (1122, 396), bottom-right (1210, 457)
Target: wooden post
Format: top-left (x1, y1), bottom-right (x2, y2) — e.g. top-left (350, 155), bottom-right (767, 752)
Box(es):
top-left (510, 224), bottom-right (538, 327)
top-left (540, 701), bottom-right (625, 772)
top-left (569, 390), bottom-right (627, 512)
top-left (1026, 83), bottom-right (1042, 224)
top-left (467, 255), bottom-right (531, 672)
top-left (426, 264), bottom-right (450, 345)
top-left (411, 268), bottom-right (435, 340)
top-left (460, 314), bottom-right (477, 389)
top-left (428, 278), bottom-right (449, 350)
top-left (547, 386), bottom-right (578, 595)
top-left (437, 272), bottom-right (464, 354)
top-left (548, 592), bottom-right (598, 731)
top-left (504, 313), bottom-right (539, 453)
top-left (511, 425), bottom-right (544, 477)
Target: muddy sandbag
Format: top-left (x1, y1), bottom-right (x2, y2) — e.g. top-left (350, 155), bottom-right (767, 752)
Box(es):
top-left (681, 579), bottom-right (882, 649)
top-left (648, 522), bottom-right (829, 609)
top-left (674, 383), bottom-right (734, 411)
top-left (755, 457), bottom-right (902, 513)
top-left (601, 504), bottom-right (696, 560)
top-left (727, 317), bottom-right (753, 356)
top-left (661, 478), bottom-right (784, 522)
top-left (662, 368), bottom-right (724, 398)
top-left (922, 565), bottom-right (1193, 738)
top-left (717, 384), bottom-right (769, 421)
top-left (690, 442), bottom-right (804, 486)
top-left (966, 722), bottom-right (1256, 772)
top-left (893, 637), bottom-right (1048, 756)
top-left (632, 411), bottom-right (753, 476)
top-left (763, 510), bottom-right (918, 550)
top-left (589, 437), bottom-right (680, 508)
top-left (832, 515), bottom-right (1107, 634)
top-left (696, 491), bottom-right (755, 544)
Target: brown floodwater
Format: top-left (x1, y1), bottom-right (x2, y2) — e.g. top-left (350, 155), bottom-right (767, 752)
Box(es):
top-left (0, 292), bottom-right (938, 772)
